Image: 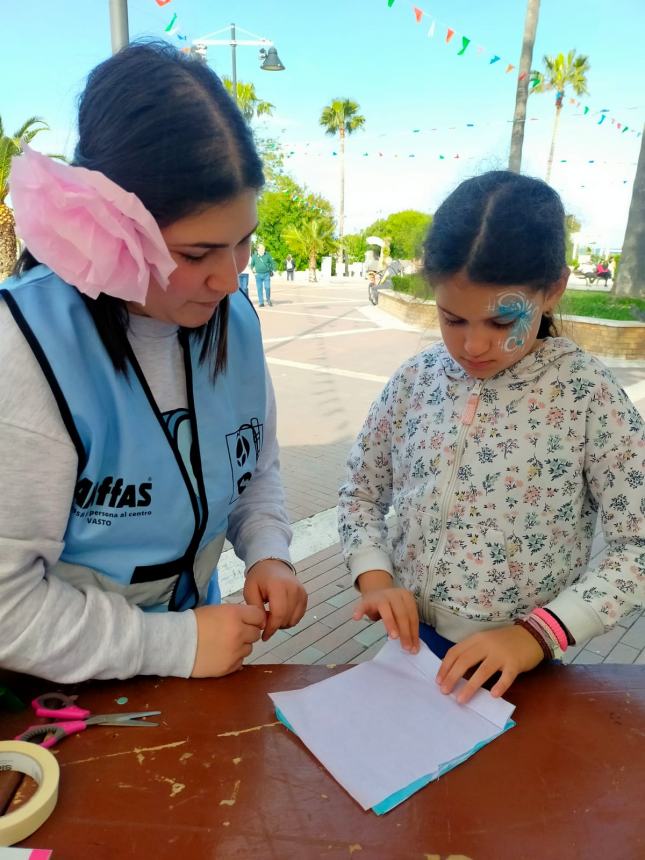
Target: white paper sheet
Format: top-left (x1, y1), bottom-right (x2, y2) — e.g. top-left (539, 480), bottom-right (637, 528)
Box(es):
top-left (269, 640), bottom-right (515, 811)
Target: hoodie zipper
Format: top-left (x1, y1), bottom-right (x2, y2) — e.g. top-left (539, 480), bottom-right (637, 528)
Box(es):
top-left (420, 378), bottom-right (483, 616)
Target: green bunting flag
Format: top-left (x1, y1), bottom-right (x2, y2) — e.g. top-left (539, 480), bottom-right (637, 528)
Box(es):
top-left (584, 106), bottom-right (590, 115)
top-left (490, 55), bottom-right (500, 64)
top-left (164, 12), bottom-right (177, 31)
top-left (457, 36), bottom-right (471, 56)
top-left (387, 0), bottom-right (395, 7)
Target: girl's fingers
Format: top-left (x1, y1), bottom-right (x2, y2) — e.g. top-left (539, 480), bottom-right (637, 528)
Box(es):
top-left (456, 659), bottom-right (498, 704)
top-left (376, 600), bottom-right (399, 640)
top-left (392, 594), bottom-right (418, 652)
top-left (438, 645), bottom-right (478, 694)
top-left (490, 669), bottom-right (516, 699)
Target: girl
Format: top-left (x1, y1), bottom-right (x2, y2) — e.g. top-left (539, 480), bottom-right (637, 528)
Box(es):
top-left (338, 171), bottom-right (644, 704)
top-left (0, 42), bottom-right (306, 683)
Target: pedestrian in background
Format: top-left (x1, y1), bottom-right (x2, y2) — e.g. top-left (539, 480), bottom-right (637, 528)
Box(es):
top-left (285, 254), bottom-right (295, 282)
top-left (251, 243), bottom-right (275, 307)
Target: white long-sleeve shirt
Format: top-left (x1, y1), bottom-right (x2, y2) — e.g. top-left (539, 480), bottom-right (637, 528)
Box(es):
top-left (0, 303), bottom-right (291, 682)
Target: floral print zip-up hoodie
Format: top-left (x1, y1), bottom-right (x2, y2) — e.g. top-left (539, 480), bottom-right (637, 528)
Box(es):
top-left (338, 337), bottom-right (645, 646)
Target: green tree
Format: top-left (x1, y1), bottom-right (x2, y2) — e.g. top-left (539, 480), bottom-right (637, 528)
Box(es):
top-left (343, 232), bottom-right (367, 265)
top-left (257, 174), bottom-right (335, 271)
top-left (531, 51), bottom-right (590, 182)
top-left (319, 98), bottom-right (366, 274)
top-left (1, 116), bottom-right (57, 279)
top-left (364, 210), bottom-right (432, 260)
top-left (614, 124), bottom-right (645, 297)
top-left (283, 219), bottom-right (335, 282)
top-left (565, 213), bottom-right (581, 266)
top-left (222, 77), bottom-right (274, 123)
top-left (255, 135), bottom-right (285, 189)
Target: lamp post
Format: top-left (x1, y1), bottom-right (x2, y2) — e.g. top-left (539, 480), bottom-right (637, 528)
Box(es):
top-left (192, 24), bottom-right (285, 104)
top-left (108, 0), bottom-right (129, 54)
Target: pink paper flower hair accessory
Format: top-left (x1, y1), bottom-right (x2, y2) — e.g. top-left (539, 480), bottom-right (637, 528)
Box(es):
top-left (9, 144), bottom-right (176, 303)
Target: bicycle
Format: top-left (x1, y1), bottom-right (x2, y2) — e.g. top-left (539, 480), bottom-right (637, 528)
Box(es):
top-left (367, 261), bottom-right (403, 305)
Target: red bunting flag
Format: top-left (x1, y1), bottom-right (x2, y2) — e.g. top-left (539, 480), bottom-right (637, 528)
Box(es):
top-left (505, 64), bottom-right (515, 74)
top-left (155, 0), bottom-right (172, 6)
top-left (446, 28), bottom-right (455, 43)
top-left (413, 7), bottom-right (423, 23)
top-left (518, 72), bottom-right (527, 81)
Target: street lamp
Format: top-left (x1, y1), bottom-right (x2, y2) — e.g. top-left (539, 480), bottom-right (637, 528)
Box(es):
top-left (192, 24), bottom-right (285, 104)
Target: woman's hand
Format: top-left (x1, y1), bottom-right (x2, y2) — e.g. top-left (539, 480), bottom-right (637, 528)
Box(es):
top-left (191, 603), bottom-right (266, 677)
top-left (353, 570), bottom-right (420, 653)
top-left (244, 559), bottom-right (308, 641)
top-left (436, 625), bottom-right (545, 704)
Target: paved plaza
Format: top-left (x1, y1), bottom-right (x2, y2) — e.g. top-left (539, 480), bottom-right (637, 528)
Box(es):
top-left (225, 275), bottom-right (645, 669)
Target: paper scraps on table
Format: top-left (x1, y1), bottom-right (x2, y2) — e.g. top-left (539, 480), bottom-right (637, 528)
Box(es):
top-left (269, 639), bottom-right (515, 814)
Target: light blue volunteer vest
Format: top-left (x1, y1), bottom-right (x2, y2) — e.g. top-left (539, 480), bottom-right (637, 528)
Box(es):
top-left (1, 266), bottom-right (266, 611)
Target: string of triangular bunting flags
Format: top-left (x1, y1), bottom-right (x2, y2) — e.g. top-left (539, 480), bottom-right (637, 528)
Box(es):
top-left (385, 1), bottom-right (641, 138)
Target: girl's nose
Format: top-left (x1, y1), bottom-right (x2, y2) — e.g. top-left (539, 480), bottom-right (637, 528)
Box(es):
top-left (463, 328), bottom-right (490, 357)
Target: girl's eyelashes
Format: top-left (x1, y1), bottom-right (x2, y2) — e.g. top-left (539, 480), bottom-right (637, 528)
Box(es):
top-left (442, 314), bottom-right (516, 329)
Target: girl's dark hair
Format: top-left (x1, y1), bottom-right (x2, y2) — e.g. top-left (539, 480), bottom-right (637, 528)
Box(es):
top-left (15, 41), bottom-right (265, 374)
top-left (423, 171), bottom-right (566, 337)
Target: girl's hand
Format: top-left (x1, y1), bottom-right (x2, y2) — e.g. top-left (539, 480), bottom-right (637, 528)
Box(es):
top-left (191, 603), bottom-right (266, 677)
top-left (244, 559), bottom-right (308, 641)
top-left (353, 574), bottom-right (420, 653)
top-left (436, 625), bottom-right (544, 704)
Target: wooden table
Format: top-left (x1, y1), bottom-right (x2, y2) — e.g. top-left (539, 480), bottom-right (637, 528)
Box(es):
top-left (1, 663), bottom-right (644, 859)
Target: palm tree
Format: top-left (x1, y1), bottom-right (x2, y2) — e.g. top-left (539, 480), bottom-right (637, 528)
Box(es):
top-left (508, 0), bottom-right (541, 172)
top-left (532, 51), bottom-right (590, 182)
top-left (222, 78), bottom-right (274, 123)
top-left (614, 124), bottom-right (645, 298)
top-left (319, 99), bottom-right (365, 275)
top-left (0, 116), bottom-right (52, 280)
top-left (283, 219), bottom-right (334, 282)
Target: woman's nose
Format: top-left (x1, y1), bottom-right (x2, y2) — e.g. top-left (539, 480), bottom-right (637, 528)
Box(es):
top-left (207, 254), bottom-right (239, 294)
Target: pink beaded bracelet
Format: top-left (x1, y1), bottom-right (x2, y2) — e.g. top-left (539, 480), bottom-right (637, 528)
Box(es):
top-left (532, 607), bottom-right (568, 652)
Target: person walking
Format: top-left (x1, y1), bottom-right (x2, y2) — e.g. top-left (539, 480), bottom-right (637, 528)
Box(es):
top-left (238, 260), bottom-right (251, 295)
top-left (251, 243), bottom-right (275, 307)
top-left (285, 254), bottom-right (295, 282)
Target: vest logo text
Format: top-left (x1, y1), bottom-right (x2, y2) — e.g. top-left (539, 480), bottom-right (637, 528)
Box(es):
top-left (74, 476), bottom-right (152, 509)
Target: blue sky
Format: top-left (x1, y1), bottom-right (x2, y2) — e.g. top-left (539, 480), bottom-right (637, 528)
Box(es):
top-left (4, 0), bottom-right (644, 246)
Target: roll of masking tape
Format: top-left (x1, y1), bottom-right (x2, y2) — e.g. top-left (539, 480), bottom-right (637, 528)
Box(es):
top-left (0, 742), bottom-right (59, 846)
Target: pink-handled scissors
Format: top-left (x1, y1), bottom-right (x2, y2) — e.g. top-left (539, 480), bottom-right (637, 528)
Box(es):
top-left (16, 692), bottom-right (161, 749)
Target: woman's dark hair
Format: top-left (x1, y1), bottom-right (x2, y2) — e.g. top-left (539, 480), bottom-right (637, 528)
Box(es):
top-left (423, 171), bottom-right (566, 337)
top-left (15, 41), bottom-right (265, 374)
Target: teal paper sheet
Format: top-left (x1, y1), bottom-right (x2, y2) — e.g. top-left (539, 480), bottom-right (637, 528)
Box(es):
top-left (274, 706), bottom-right (516, 815)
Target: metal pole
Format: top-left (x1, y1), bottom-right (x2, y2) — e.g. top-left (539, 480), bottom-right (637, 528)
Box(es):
top-left (230, 23), bottom-right (238, 104)
top-left (109, 0), bottom-right (129, 54)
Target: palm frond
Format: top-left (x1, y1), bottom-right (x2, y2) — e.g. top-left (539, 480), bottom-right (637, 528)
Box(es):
top-left (13, 116), bottom-right (48, 141)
